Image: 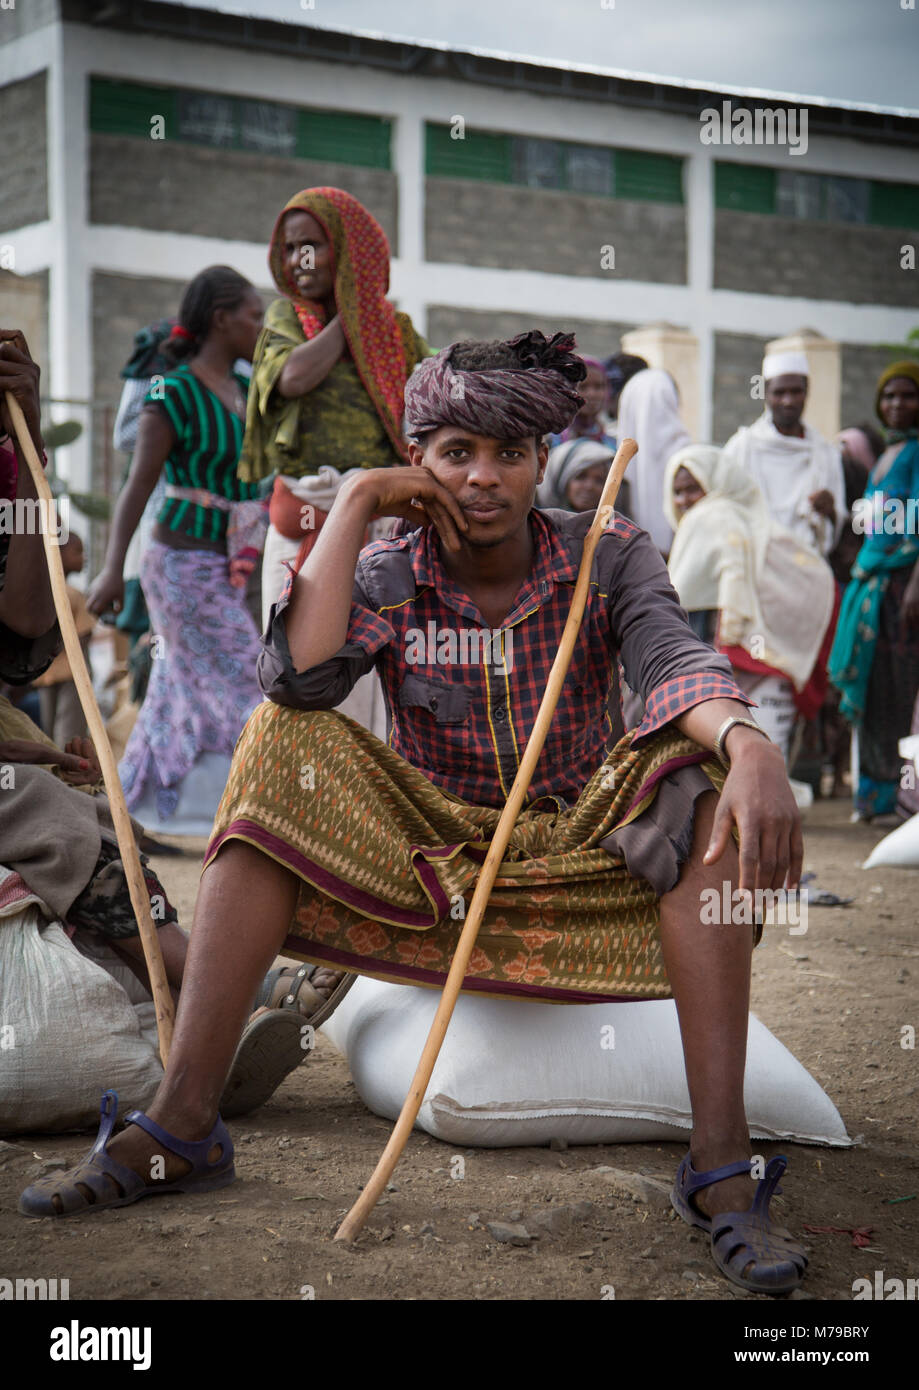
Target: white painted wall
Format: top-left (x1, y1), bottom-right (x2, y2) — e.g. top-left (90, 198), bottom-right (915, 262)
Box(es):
top-left (1, 15), bottom-right (917, 484)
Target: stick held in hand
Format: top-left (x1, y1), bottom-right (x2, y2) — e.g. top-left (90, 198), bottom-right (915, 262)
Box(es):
top-left (334, 437), bottom-right (638, 1243)
top-left (5, 392), bottom-right (175, 1065)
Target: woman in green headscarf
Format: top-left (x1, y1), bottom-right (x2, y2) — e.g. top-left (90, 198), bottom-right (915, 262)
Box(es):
top-left (239, 186), bottom-right (431, 648)
top-left (829, 361), bottom-right (919, 820)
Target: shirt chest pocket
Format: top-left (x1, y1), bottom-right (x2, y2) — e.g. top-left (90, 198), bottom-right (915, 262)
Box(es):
top-left (398, 673), bottom-right (470, 725)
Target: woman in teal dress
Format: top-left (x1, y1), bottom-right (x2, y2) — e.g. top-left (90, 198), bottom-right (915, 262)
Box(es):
top-left (829, 361), bottom-right (919, 819)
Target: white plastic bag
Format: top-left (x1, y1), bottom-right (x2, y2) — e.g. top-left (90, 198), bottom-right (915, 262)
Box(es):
top-left (322, 978), bottom-right (851, 1148)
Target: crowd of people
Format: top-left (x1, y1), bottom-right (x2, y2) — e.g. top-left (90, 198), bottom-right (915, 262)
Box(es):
top-left (4, 180), bottom-right (919, 1300)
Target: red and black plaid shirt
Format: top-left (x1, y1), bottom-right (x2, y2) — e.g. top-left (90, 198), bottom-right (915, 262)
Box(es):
top-left (261, 509), bottom-right (750, 808)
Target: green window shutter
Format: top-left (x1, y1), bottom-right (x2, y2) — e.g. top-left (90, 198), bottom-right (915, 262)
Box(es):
top-left (614, 150), bottom-right (684, 204)
top-left (89, 77), bottom-right (177, 138)
top-left (869, 179), bottom-right (919, 229)
top-left (425, 122), bottom-right (512, 182)
top-left (297, 110), bottom-right (391, 169)
top-left (714, 162), bottom-right (776, 214)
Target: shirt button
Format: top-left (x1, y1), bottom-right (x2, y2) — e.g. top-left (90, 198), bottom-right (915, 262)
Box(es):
top-left (495, 706), bottom-right (507, 722)
top-left (430, 698), bottom-right (438, 711)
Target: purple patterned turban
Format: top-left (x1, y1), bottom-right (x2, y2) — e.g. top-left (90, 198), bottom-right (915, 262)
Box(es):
top-left (403, 331), bottom-right (586, 439)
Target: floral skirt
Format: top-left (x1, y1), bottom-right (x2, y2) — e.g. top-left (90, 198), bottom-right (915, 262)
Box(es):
top-left (204, 702), bottom-right (729, 1003)
top-left (119, 541), bottom-right (263, 826)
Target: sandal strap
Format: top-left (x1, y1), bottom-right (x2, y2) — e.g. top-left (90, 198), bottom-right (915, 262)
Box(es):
top-left (750, 1154), bottom-right (788, 1219)
top-left (681, 1154), bottom-right (754, 1198)
top-left (88, 1088), bottom-right (120, 1158)
top-left (279, 963), bottom-right (316, 1012)
top-left (123, 1109), bottom-right (231, 1169)
top-left (253, 967), bottom-right (285, 1012)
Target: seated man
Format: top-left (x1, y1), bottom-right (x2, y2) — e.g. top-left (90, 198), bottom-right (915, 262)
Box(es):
top-left (0, 330), bottom-right (308, 1108)
top-left (21, 332), bottom-right (807, 1296)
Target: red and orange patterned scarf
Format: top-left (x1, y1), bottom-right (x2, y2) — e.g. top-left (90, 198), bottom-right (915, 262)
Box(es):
top-left (268, 186), bottom-right (409, 459)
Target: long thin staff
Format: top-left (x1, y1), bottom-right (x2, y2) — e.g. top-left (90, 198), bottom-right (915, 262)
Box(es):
top-left (6, 394), bottom-right (175, 1065)
top-left (334, 437), bottom-right (638, 1242)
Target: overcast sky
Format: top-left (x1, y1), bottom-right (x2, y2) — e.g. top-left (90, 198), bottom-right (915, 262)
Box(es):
top-left (159, 0), bottom-right (917, 114)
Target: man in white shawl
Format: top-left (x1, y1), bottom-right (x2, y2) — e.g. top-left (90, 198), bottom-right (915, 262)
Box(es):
top-left (721, 351), bottom-right (845, 558)
top-left (664, 443), bottom-right (835, 762)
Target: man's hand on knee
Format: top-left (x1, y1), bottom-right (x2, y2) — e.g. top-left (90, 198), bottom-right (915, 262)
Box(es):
top-left (703, 732), bottom-right (802, 893)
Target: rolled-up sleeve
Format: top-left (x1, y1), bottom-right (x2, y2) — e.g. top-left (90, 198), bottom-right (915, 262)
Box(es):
top-left (257, 569), bottom-right (395, 710)
top-left (603, 528), bottom-right (753, 745)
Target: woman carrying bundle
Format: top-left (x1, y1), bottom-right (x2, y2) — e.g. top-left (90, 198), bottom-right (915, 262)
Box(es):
top-left (239, 186), bottom-right (431, 736)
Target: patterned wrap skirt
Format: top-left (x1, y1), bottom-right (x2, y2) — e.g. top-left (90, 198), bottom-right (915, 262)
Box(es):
top-left (204, 702), bottom-right (731, 1003)
top-left (119, 540), bottom-right (263, 824)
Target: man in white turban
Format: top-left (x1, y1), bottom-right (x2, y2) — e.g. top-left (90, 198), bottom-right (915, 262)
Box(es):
top-left (721, 351), bottom-right (845, 558)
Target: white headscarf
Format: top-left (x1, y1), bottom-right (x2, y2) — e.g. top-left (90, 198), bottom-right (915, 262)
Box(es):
top-left (537, 438), bottom-right (614, 510)
top-left (664, 443), bottom-right (834, 690)
top-left (616, 369), bottom-right (690, 552)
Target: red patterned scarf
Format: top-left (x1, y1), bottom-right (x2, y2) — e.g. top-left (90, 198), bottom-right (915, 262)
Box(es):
top-left (268, 186), bottom-right (409, 459)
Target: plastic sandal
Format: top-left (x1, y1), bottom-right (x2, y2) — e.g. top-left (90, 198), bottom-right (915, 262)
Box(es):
top-left (254, 963), bottom-right (354, 1025)
top-left (671, 1151), bottom-right (808, 1295)
top-left (18, 1090), bottom-right (235, 1218)
top-left (220, 965), bottom-right (355, 1118)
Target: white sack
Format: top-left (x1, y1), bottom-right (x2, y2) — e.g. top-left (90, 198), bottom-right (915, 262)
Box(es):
top-left (322, 977), bottom-right (850, 1148)
top-left (863, 812), bottom-right (919, 870)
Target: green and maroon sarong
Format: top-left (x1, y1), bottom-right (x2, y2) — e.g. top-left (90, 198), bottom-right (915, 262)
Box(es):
top-left (204, 702), bottom-right (730, 1003)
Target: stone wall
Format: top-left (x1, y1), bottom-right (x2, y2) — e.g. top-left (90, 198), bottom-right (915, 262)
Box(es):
top-left (711, 331), bottom-right (770, 445)
top-left (840, 342), bottom-right (910, 431)
top-left (425, 179), bottom-right (686, 283)
top-left (0, 73), bottom-right (49, 233)
top-left (426, 304), bottom-right (633, 360)
top-left (714, 210), bottom-right (919, 307)
top-left (0, 268), bottom-right (49, 383)
top-left (89, 134), bottom-right (399, 251)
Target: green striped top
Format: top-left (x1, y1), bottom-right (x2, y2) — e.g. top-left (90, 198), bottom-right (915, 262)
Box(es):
top-left (148, 365), bottom-right (260, 546)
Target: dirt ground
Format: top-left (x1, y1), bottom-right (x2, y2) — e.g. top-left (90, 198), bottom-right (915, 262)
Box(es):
top-left (1, 797), bottom-right (917, 1304)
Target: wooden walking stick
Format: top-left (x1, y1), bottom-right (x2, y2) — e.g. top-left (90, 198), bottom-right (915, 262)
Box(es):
top-left (6, 394), bottom-right (175, 1065)
top-left (335, 437), bottom-right (638, 1242)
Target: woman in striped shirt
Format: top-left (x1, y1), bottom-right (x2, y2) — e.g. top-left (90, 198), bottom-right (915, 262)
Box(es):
top-left (88, 266), bottom-right (268, 835)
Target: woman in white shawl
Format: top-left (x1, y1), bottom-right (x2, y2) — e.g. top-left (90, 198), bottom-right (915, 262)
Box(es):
top-left (664, 444), bottom-right (835, 761)
top-left (616, 368), bottom-right (690, 554)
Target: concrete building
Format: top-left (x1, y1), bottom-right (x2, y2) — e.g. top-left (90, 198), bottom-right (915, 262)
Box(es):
top-left (2, 0), bottom-right (918, 515)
